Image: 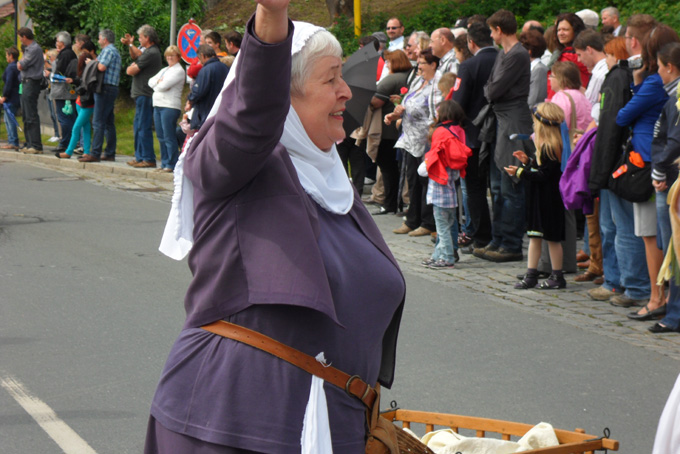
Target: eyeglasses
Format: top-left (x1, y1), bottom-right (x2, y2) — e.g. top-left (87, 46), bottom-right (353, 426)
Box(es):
top-left (386, 27), bottom-right (401, 30)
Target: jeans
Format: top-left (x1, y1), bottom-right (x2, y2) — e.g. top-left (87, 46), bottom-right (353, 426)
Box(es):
top-left (65, 104), bottom-right (93, 156)
top-left (661, 281), bottom-right (680, 330)
top-left (432, 205), bottom-right (458, 263)
top-left (460, 178), bottom-right (472, 235)
top-left (153, 107), bottom-right (180, 169)
top-left (92, 84), bottom-right (118, 159)
top-left (4, 102), bottom-right (19, 147)
top-left (20, 78), bottom-right (42, 150)
top-left (489, 162), bottom-right (525, 252)
top-left (602, 189), bottom-right (650, 299)
top-left (656, 189), bottom-right (672, 254)
top-left (134, 96), bottom-right (155, 163)
top-left (46, 93), bottom-right (60, 138)
top-left (55, 99), bottom-right (77, 150)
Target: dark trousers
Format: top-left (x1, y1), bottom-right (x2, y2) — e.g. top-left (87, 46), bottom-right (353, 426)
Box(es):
top-left (20, 78), bottom-right (42, 150)
top-left (463, 147), bottom-right (492, 247)
top-left (375, 139), bottom-right (399, 212)
top-left (55, 99), bottom-right (77, 150)
top-left (337, 137), bottom-right (366, 196)
top-left (489, 161), bottom-right (526, 252)
top-left (92, 84), bottom-right (118, 158)
top-left (405, 152), bottom-right (435, 231)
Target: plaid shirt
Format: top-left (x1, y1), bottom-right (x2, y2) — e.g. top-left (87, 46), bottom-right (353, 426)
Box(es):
top-left (98, 44), bottom-right (121, 86)
top-left (427, 168), bottom-right (459, 208)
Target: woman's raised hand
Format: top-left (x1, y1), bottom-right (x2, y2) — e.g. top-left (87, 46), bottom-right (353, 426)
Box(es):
top-left (254, 0), bottom-right (289, 43)
top-left (255, 0), bottom-right (290, 9)
top-left (512, 150), bottom-right (529, 164)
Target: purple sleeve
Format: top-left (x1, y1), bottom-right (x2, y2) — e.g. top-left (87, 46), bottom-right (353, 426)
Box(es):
top-left (185, 18), bottom-right (294, 197)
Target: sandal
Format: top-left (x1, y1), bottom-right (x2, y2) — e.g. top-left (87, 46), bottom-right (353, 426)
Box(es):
top-left (538, 274), bottom-right (567, 289)
top-left (514, 276), bottom-right (538, 289)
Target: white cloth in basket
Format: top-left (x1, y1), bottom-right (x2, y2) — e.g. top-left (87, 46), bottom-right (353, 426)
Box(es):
top-left (418, 422), bottom-right (559, 454)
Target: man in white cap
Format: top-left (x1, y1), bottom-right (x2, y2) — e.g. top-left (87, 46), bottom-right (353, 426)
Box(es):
top-left (576, 9), bottom-right (599, 30)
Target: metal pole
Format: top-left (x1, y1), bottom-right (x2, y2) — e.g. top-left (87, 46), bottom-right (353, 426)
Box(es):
top-left (170, 0), bottom-right (177, 46)
top-left (354, 0), bottom-right (361, 37)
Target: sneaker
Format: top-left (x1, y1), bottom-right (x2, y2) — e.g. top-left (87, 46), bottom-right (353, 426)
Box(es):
top-left (538, 274), bottom-right (567, 289)
top-left (588, 286), bottom-right (619, 301)
top-left (23, 147), bottom-right (43, 154)
top-left (610, 294), bottom-right (647, 308)
top-left (48, 136), bottom-right (60, 143)
top-left (73, 146), bottom-right (84, 155)
top-left (484, 247), bottom-right (523, 263)
top-left (421, 258), bottom-right (436, 267)
top-left (427, 259), bottom-right (455, 269)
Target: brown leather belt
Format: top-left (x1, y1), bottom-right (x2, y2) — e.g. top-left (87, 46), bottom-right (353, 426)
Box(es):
top-left (201, 320), bottom-right (378, 410)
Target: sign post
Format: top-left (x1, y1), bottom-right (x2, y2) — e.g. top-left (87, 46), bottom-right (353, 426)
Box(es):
top-left (177, 19), bottom-right (202, 65)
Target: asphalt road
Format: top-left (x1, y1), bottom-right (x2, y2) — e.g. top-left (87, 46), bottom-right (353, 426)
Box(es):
top-left (1, 160), bottom-right (678, 453)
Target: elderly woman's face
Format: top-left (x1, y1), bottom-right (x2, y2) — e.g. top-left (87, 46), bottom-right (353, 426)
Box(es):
top-left (292, 55), bottom-right (351, 151)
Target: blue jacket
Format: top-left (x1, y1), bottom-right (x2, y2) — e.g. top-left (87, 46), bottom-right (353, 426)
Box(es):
top-left (188, 57), bottom-right (229, 130)
top-left (616, 72), bottom-right (668, 162)
top-left (2, 61), bottom-right (20, 106)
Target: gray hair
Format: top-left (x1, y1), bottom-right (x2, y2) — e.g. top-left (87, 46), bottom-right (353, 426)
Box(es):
top-left (601, 6), bottom-right (620, 19)
top-left (99, 29), bottom-right (115, 44)
top-left (137, 24), bottom-right (159, 45)
top-left (290, 30), bottom-right (342, 97)
top-left (55, 31), bottom-right (71, 46)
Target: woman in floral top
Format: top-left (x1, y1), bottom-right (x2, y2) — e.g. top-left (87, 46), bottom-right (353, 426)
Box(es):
top-left (385, 47), bottom-right (442, 237)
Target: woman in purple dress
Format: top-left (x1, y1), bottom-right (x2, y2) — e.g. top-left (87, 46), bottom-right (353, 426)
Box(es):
top-left (146, 1), bottom-right (406, 453)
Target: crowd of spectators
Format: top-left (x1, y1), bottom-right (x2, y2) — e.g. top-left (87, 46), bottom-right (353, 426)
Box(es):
top-left (1, 25), bottom-right (242, 171)
top-left (347, 7), bottom-right (680, 334)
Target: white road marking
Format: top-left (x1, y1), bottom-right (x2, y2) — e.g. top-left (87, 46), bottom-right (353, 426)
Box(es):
top-left (1, 375), bottom-right (98, 454)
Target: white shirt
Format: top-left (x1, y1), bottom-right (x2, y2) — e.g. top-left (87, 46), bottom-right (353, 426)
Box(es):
top-left (148, 63), bottom-right (186, 110)
top-left (388, 36), bottom-right (404, 52)
top-left (613, 25), bottom-right (622, 37)
top-left (540, 49), bottom-right (552, 66)
top-left (585, 57), bottom-right (609, 105)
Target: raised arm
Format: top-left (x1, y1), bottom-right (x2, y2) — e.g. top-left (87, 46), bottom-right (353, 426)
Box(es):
top-left (184, 0), bottom-right (293, 197)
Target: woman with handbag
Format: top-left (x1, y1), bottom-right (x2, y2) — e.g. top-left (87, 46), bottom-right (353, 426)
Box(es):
top-left (146, 1), bottom-right (406, 452)
top-left (630, 42), bottom-right (680, 323)
top-left (615, 24), bottom-right (679, 310)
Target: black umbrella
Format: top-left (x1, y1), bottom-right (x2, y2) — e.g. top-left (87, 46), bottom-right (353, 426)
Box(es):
top-left (342, 45), bottom-right (380, 135)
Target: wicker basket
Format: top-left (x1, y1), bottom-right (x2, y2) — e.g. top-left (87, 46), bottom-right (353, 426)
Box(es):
top-left (381, 409), bottom-right (619, 454)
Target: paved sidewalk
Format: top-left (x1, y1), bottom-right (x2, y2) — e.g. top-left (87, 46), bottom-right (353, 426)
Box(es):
top-left (366, 201), bottom-right (680, 361)
top-left (5, 146), bottom-right (680, 360)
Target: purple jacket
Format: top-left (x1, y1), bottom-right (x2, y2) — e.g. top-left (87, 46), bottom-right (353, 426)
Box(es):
top-left (182, 19), bottom-right (404, 387)
top-left (559, 127), bottom-right (597, 214)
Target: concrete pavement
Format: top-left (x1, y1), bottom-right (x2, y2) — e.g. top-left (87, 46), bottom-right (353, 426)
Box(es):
top-left (4, 147), bottom-right (679, 361)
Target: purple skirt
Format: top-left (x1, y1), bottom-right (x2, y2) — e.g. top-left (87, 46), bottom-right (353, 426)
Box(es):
top-left (145, 416), bottom-right (263, 454)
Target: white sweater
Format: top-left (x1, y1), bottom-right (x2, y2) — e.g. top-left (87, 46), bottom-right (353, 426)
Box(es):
top-left (148, 63), bottom-right (186, 110)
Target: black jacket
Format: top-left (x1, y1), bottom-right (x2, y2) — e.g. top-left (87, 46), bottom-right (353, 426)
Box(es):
top-left (651, 83), bottom-right (680, 184)
top-left (451, 47), bottom-right (498, 149)
top-left (588, 62), bottom-right (633, 193)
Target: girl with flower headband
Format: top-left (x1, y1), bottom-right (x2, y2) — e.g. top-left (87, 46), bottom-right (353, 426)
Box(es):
top-left (505, 102), bottom-right (567, 289)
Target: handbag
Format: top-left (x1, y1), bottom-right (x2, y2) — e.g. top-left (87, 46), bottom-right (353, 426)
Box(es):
top-left (201, 320), bottom-right (434, 454)
top-left (607, 138), bottom-right (653, 203)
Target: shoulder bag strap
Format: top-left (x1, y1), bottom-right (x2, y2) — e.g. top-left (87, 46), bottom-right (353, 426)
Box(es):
top-left (563, 91), bottom-right (578, 137)
top-left (201, 320), bottom-right (378, 409)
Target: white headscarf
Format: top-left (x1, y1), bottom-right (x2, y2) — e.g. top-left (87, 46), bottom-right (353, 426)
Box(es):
top-left (159, 21), bottom-right (354, 260)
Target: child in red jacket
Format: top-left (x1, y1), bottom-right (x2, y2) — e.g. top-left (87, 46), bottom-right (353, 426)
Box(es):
top-left (420, 100), bottom-right (472, 269)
